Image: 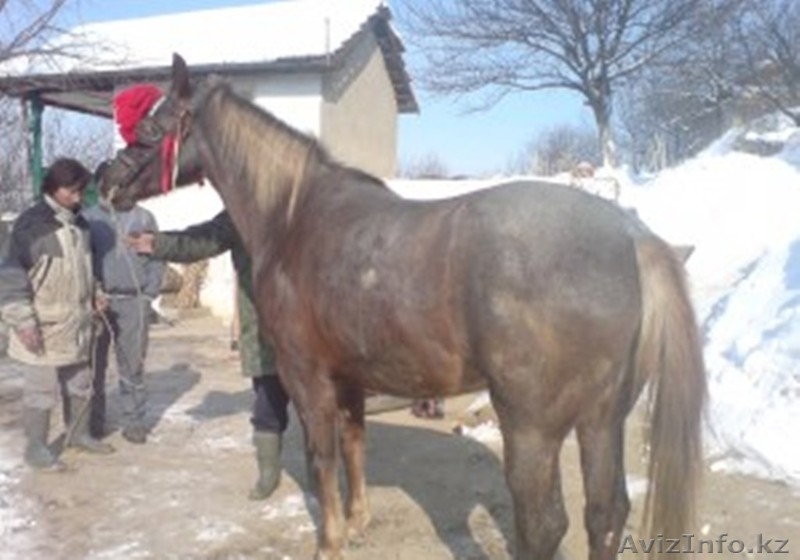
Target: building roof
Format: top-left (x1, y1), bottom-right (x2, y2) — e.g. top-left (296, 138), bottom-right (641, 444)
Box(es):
top-left (0, 0), bottom-right (417, 116)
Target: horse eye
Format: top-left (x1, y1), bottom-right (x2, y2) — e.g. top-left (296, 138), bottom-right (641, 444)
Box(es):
top-left (136, 118), bottom-right (164, 144)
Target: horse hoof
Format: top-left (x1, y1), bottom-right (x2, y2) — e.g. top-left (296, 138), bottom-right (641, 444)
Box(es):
top-left (346, 513), bottom-right (371, 542)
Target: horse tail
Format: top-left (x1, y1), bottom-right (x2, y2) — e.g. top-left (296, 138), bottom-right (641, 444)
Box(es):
top-left (634, 236), bottom-right (706, 553)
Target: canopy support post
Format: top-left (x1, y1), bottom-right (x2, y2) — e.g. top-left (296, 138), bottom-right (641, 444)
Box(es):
top-left (25, 93), bottom-right (45, 199)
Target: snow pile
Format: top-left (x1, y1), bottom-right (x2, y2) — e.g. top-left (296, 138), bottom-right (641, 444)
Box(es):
top-left (626, 116), bottom-right (800, 486)
top-left (0, 372), bottom-right (37, 552)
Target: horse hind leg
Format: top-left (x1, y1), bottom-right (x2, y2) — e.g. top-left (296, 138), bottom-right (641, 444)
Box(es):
top-left (336, 379), bottom-right (370, 541)
top-left (576, 407), bottom-right (630, 560)
top-left (500, 424), bottom-right (568, 560)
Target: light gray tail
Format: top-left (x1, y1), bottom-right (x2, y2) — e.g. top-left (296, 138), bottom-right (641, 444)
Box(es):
top-left (634, 237), bottom-right (706, 557)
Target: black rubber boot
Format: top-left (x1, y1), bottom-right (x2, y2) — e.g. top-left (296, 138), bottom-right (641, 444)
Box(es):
top-left (248, 431), bottom-right (282, 500)
top-left (23, 407), bottom-right (62, 470)
top-left (89, 390), bottom-right (106, 439)
top-left (67, 397), bottom-right (115, 454)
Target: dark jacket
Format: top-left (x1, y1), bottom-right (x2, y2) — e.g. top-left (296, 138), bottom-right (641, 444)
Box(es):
top-left (152, 211), bottom-right (276, 378)
top-left (0, 197), bottom-right (95, 365)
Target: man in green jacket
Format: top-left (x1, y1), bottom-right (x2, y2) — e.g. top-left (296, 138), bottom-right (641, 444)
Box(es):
top-left (129, 211), bottom-right (286, 500)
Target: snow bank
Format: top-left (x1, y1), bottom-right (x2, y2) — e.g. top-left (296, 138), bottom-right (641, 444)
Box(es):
top-left (627, 120), bottom-right (800, 486)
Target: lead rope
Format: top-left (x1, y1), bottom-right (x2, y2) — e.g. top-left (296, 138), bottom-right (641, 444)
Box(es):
top-left (64, 309), bottom-right (114, 448)
top-left (62, 212), bottom-right (117, 447)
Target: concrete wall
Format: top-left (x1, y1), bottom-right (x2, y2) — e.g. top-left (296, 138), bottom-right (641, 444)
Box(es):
top-left (320, 34), bottom-right (397, 178)
top-left (226, 41), bottom-right (398, 179)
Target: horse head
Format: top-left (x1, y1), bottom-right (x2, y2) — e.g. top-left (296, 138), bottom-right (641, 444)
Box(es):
top-left (102, 53), bottom-right (207, 209)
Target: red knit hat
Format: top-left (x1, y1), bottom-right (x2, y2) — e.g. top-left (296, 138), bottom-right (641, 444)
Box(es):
top-left (113, 84), bottom-right (163, 145)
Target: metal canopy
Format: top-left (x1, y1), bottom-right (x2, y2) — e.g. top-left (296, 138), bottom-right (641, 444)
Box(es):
top-left (0, 8), bottom-right (418, 117)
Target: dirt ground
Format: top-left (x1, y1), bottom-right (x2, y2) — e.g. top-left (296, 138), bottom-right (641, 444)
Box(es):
top-left (0, 314), bottom-right (798, 560)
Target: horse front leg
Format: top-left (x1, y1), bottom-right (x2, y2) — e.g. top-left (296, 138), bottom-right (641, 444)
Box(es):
top-left (336, 379), bottom-right (370, 541)
top-left (297, 378), bottom-right (346, 560)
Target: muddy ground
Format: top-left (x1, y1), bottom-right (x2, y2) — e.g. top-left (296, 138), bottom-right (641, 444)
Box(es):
top-left (0, 314), bottom-right (798, 559)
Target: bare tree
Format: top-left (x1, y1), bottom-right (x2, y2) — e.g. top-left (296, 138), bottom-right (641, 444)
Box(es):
top-left (43, 109), bottom-right (112, 167)
top-left (532, 124), bottom-right (600, 176)
top-left (0, 103), bottom-right (110, 212)
top-left (398, 0), bottom-right (707, 167)
top-left (0, 98), bottom-right (31, 212)
top-left (735, 0), bottom-right (800, 125)
top-left (0, 0), bottom-right (104, 211)
top-left (0, 0), bottom-right (77, 64)
top-left (615, 0), bottom-right (800, 170)
top-left (508, 124), bottom-right (599, 175)
top-left (398, 152), bottom-right (451, 179)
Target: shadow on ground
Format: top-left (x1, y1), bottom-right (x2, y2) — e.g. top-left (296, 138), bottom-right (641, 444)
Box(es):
top-left (281, 416), bottom-right (515, 560)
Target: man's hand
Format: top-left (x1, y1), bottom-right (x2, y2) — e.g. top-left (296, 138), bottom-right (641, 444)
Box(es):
top-left (94, 292), bottom-right (109, 314)
top-left (16, 325), bottom-right (44, 355)
top-left (127, 232), bottom-right (155, 254)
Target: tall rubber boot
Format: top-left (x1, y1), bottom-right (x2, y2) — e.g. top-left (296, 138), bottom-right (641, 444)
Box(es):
top-left (89, 388), bottom-right (106, 439)
top-left (248, 431), bottom-right (282, 500)
top-left (67, 396), bottom-right (115, 454)
top-left (23, 407), bottom-right (61, 469)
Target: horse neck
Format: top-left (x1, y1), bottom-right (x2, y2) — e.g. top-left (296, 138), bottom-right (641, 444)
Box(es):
top-left (195, 90), bottom-right (317, 255)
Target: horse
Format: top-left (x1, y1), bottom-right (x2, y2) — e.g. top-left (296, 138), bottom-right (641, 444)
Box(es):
top-left (103, 54), bottom-right (706, 560)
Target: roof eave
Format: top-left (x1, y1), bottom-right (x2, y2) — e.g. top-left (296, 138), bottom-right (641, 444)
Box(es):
top-left (0, 5), bottom-right (418, 116)
top-left (0, 57), bottom-right (335, 117)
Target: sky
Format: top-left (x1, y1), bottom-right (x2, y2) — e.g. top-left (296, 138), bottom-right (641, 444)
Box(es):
top-left (71, 0), bottom-right (592, 177)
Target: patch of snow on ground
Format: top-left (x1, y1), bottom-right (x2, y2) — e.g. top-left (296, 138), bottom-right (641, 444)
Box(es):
top-left (260, 493), bottom-right (316, 534)
top-left (457, 421), bottom-right (503, 444)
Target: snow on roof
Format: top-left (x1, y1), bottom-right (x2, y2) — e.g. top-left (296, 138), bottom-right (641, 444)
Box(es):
top-left (5, 0), bottom-right (385, 75)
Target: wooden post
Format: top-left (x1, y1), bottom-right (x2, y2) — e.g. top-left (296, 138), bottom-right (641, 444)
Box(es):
top-left (24, 93), bottom-right (45, 199)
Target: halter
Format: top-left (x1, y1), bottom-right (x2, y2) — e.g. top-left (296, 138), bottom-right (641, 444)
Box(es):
top-left (105, 94), bottom-right (195, 196)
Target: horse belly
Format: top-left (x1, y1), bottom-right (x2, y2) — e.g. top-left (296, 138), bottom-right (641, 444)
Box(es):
top-left (354, 346), bottom-right (485, 398)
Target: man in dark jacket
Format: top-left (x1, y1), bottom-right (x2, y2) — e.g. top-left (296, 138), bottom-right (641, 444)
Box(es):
top-left (0, 158), bottom-right (114, 469)
top-left (129, 211), bottom-right (288, 499)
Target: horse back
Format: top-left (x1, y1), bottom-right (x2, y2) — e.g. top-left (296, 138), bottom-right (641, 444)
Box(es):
top-left (259, 179), bottom-right (646, 409)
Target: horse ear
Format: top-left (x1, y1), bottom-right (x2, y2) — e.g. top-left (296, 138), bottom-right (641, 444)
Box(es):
top-left (171, 53), bottom-right (191, 100)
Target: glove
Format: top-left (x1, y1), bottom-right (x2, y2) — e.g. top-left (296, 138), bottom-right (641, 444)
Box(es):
top-left (16, 325), bottom-right (44, 355)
